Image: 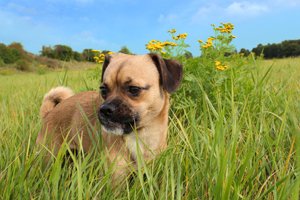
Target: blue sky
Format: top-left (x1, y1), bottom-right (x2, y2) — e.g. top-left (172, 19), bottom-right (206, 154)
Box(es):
top-left (1, 0), bottom-right (300, 56)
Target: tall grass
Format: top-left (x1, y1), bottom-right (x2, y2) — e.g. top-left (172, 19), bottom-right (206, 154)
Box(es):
top-left (0, 54), bottom-right (299, 199)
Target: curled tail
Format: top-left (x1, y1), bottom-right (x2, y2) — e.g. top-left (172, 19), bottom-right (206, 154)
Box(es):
top-left (40, 86), bottom-right (74, 119)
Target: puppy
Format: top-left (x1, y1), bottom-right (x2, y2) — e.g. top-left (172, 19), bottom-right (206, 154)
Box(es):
top-left (36, 53), bottom-right (183, 182)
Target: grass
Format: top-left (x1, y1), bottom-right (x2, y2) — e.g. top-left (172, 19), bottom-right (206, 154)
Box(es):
top-left (0, 56), bottom-right (299, 199)
top-left (259, 57), bottom-right (300, 89)
top-left (0, 60), bottom-right (99, 75)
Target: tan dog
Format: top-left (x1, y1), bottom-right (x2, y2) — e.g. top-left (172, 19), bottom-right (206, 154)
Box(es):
top-left (36, 53), bottom-right (183, 182)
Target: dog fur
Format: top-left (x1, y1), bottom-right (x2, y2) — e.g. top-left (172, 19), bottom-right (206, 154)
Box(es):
top-left (36, 53), bottom-right (183, 182)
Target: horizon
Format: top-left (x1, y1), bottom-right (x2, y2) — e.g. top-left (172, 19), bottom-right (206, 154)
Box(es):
top-left (1, 0), bottom-right (300, 56)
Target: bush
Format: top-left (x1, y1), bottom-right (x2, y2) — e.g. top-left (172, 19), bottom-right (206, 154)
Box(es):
top-left (53, 45), bottom-right (73, 61)
top-left (37, 56), bottom-right (62, 68)
top-left (73, 51), bottom-right (83, 61)
top-left (15, 59), bottom-right (31, 71)
top-left (41, 46), bottom-right (55, 59)
top-left (0, 44), bottom-right (21, 64)
top-left (0, 68), bottom-right (16, 75)
top-left (36, 65), bottom-right (48, 75)
top-left (82, 49), bottom-right (97, 62)
top-left (118, 46), bottom-right (133, 54)
top-left (41, 45), bottom-right (75, 61)
top-left (0, 42), bottom-right (26, 64)
top-left (0, 58), bottom-right (5, 67)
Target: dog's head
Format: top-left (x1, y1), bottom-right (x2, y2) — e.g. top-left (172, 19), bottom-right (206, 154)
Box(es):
top-left (98, 53), bottom-right (183, 135)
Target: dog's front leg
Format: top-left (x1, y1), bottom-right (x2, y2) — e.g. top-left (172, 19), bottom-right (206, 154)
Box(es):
top-left (110, 153), bottom-right (133, 188)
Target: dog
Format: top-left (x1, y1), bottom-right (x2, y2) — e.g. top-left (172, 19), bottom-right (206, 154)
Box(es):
top-left (36, 53), bottom-right (183, 183)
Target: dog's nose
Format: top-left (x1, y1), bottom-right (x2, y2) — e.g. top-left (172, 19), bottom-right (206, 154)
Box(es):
top-left (99, 104), bottom-right (115, 118)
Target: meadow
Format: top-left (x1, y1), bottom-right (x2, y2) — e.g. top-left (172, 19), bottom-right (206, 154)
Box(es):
top-left (0, 24), bottom-right (300, 199)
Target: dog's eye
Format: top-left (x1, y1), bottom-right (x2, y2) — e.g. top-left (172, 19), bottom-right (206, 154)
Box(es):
top-left (100, 85), bottom-right (109, 98)
top-left (127, 86), bottom-right (141, 97)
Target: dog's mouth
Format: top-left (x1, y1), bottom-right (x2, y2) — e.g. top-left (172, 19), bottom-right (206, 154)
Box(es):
top-left (98, 111), bottom-right (140, 135)
top-left (97, 99), bottom-right (140, 135)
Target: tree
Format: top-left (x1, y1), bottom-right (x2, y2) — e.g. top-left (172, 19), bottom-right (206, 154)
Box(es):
top-left (41, 46), bottom-right (55, 58)
top-left (73, 51), bottom-right (83, 61)
top-left (0, 43), bottom-right (22, 64)
top-left (252, 44), bottom-right (264, 57)
top-left (82, 49), bottom-right (97, 62)
top-left (251, 40), bottom-right (300, 58)
top-left (184, 51), bottom-right (193, 59)
top-left (8, 42), bottom-right (25, 55)
top-left (119, 46), bottom-right (132, 54)
top-left (0, 43), bottom-right (8, 63)
top-left (53, 45), bottom-right (73, 61)
top-left (239, 48), bottom-right (251, 56)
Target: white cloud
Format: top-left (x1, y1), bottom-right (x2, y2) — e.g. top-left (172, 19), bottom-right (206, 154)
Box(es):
top-left (191, 4), bottom-right (219, 22)
top-left (191, 0), bottom-right (300, 20)
top-left (69, 31), bottom-right (121, 52)
top-left (190, 1), bottom-right (270, 23)
top-left (0, 4), bottom-right (116, 53)
top-left (225, 1), bottom-right (269, 16)
top-left (71, 31), bottom-right (107, 47)
top-left (0, 9), bottom-right (61, 53)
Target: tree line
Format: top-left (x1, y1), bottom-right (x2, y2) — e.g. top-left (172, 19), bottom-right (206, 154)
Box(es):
top-left (0, 42), bottom-right (34, 70)
top-left (0, 42), bottom-right (27, 64)
top-left (239, 39), bottom-right (300, 59)
top-left (40, 45), bottom-right (132, 62)
top-left (0, 42), bottom-right (133, 70)
top-left (1, 39), bottom-right (300, 70)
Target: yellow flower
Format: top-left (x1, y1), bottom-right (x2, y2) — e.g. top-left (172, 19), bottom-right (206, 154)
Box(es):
top-left (178, 33), bottom-right (188, 39)
top-left (215, 60), bottom-right (228, 71)
top-left (198, 40), bottom-right (203, 43)
top-left (91, 49), bottom-right (101, 52)
top-left (163, 41), bottom-right (177, 46)
top-left (93, 53), bottom-right (105, 63)
top-left (202, 42), bottom-right (212, 48)
top-left (173, 33), bottom-right (188, 40)
top-left (201, 37), bottom-right (215, 49)
top-left (150, 39), bottom-right (158, 43)
top-left (215, 61), bottom-right (221, 66)
top-left (223, 23), bottom-right (234, 30)
top-left (146, 40), bottom-right (165, 51)
top-left (214, 23), bottom-right (234, 33)
top-left (168, 29), bottom-right (176, 34)
top-left (216, 65), bottom-right (226, 71)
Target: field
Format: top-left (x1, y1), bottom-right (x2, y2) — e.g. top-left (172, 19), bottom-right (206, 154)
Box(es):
top-left (0, 55), bottom-right (299, 199)
top-left (1, 23), bottom-right (300, 199)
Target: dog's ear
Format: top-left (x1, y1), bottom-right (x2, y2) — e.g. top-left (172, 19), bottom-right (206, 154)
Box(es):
top-left (149, 53), bottom-right (183, 93)
top-left (101, 55), bottom-right (111, 82)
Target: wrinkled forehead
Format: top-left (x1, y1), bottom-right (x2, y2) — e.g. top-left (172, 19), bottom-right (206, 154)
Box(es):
top-left (103, 54), bottom-right (160, 86)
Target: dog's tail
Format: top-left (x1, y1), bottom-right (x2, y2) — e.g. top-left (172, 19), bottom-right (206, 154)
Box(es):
top-left (40, 86), bottom-right (74, 119)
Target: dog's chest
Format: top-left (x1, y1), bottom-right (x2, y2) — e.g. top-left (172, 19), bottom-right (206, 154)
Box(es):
top-left (124, 132), bottom-right (160, 161)
top-left (125, 134), bottom-right (141, 161)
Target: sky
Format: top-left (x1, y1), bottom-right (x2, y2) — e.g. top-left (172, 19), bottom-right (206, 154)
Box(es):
top-left (0, 0), bottom-right (300, 56)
